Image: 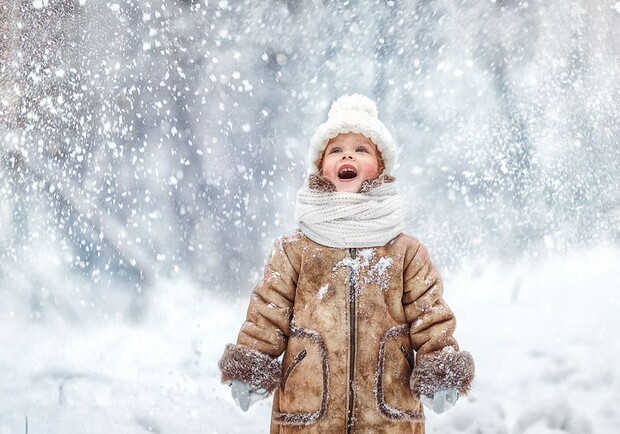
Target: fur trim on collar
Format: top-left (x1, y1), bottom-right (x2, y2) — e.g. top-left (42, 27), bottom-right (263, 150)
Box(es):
top-left (308, 173), bottom-right (396, 194)
top-left (308, 173), bottom-right (337, 192)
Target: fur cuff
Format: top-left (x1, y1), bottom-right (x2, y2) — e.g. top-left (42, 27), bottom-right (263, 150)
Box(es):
top-left (410, 348), bottom-right (475, 398)
top-left (218, 344), bottom-right (282, 393)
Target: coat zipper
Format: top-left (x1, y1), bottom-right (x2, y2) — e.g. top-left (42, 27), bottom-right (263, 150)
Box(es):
top-left (346, 247), bottom-right (357, 434)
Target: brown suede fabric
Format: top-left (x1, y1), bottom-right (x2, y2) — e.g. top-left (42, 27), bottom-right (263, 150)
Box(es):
top-left (220, 231), bottom-right (474, 433)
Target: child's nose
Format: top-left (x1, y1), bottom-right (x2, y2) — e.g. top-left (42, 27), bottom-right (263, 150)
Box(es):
top-left (341, 152), bottom-right (354, 160)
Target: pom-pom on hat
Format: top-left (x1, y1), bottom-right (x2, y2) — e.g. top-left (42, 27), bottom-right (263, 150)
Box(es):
top-left (308, 94), bottom-right (396, 175)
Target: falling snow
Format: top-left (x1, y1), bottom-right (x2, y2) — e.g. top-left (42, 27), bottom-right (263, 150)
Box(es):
top-left (1, 0), bottom-right (620, 433)
top-left (317, 283), bottom-right (329, 299)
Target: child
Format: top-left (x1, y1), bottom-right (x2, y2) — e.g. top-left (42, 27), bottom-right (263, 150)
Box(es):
top-left (219, 94), bottom-right (474, 433)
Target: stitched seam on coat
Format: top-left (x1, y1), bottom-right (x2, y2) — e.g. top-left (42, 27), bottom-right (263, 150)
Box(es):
top-left (276, 237), bottom-right (301, 284)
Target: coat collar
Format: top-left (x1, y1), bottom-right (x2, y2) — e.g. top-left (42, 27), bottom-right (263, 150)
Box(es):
top-left (307, 173), bottom-right (396, 193)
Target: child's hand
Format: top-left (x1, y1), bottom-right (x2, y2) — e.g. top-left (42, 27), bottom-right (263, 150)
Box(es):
top-left (230, 380), bottom-right (269, 411)
top-left (432, 388), bottom-right (458, 413)
top-left (420, 388), bottom-right (458, 414)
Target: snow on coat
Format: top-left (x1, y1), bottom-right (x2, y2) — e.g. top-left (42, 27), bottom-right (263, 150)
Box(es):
top-left (219, 177), bottom-right (474, 434)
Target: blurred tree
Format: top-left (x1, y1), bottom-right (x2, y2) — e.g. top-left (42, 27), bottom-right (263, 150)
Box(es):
top-left (2, 0), bottom-right (620, 320)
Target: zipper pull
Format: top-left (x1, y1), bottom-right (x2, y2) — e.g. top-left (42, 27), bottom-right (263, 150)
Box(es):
top-left (349, 247), bottom-right (356, 259)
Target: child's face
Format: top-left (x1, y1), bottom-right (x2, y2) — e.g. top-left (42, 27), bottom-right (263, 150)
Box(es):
top-left (320, 132), bottom-right (381, 193)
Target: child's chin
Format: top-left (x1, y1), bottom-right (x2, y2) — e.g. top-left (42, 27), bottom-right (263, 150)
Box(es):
top-left (335, 181), bottom-right (361, 193)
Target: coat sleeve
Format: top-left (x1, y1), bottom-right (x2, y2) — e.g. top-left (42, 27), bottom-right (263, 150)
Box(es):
top-left (402, 241), bottom-right (475, 398)
top-left (218, 236), bottom-right (298, 394)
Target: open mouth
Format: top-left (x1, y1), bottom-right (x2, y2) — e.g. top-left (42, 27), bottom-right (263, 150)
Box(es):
top-left (338, 165), bottom-right (358, 180)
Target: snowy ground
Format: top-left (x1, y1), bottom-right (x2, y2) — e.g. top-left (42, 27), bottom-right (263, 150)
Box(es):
top-left (1, 246), bottom-right (619, 433)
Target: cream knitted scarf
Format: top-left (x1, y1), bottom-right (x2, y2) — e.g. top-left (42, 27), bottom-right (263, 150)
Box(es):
top-left (295, 180), bottom-right (405, 248)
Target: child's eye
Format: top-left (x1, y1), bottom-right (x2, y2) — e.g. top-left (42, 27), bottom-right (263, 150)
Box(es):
top-left (356, 146), bottom-right (369, 153)
top-left (329, 147), bottom-right (342, 154)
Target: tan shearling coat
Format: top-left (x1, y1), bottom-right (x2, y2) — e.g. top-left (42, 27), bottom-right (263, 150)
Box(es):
top-left (220, 229), bottom-right (474, 433)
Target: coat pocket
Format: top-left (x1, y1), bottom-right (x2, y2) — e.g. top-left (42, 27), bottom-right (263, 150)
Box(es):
top-left (375, 324), bottom-right (424, 421)
top-left (281, 349), bottom-right (307, 391)
top-left (274, 326), bottom-right (328, 426)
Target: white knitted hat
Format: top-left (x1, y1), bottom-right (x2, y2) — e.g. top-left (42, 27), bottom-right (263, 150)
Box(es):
top-left (308, 94), bottom-right (395, 175)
